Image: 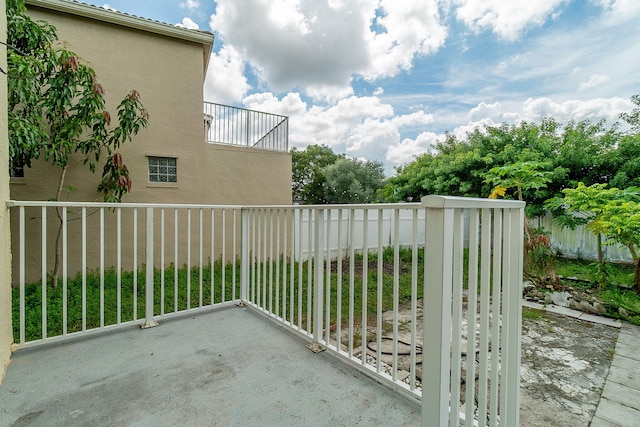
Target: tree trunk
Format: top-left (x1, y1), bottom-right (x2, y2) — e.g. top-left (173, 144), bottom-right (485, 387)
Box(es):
top-left (634, 258), bottom-right (640, 293)
top-left (50, 164), bottom-right (69, 289)
top-left (596, 234), bottom-right (604, 264)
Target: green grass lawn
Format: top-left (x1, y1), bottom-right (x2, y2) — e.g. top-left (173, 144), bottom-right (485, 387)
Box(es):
top-left (14, 250), bottom-right (640, 342)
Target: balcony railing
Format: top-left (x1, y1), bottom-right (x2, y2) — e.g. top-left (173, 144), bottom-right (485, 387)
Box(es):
top-left (204, 102), bottom-right (288, 152)
top-left (7, 196), bottom-right (524, 426)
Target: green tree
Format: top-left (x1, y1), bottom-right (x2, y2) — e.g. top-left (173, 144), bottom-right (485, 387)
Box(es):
top-left (291, 144), bottom-right (342, 204)
top-left (484, 161), bottom-right (556, 283)
top-left (323, 158), bottom-right (385, 204)
top-left (620, 94), bottom-right (640, 134)
top-left (8, 0), bottom-right (149, 287)
top-left (556, 183), bottom-right (640, 291)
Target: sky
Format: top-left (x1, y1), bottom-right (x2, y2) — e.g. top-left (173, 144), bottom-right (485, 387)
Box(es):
top-left (85, 0), bottom-right (640, 175)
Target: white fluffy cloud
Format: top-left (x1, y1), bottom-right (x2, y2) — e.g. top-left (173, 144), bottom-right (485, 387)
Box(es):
top-left (175, 17), bottom-right (199, 30)
top-left (453, 0), bottom-right (568, 40)
top-left (180, 0), bottom-right (200, 11)
top-left (204, 45), bottom-right (251, 104)
top-left (209, 0), bottom-right (446, 100)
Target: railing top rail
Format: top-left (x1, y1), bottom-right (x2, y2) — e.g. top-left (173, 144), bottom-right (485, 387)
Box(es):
top-left (244, 203), bottom-right (422, 210)
top-left (6, 200), bottom-right (246, 209)
top-left (7, 198), bottom-right (525, 210)
top-left (204, 101), bottom-right (289, 121)
top-left (421, 194), bottom-right (525, 209)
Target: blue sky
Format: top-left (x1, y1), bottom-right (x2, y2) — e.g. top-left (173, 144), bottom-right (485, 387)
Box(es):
top-left (85, 0), bottom-right (640, 174)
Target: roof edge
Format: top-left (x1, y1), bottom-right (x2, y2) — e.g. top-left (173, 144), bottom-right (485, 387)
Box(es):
top-left (26, 0), bottom-right (214, 47)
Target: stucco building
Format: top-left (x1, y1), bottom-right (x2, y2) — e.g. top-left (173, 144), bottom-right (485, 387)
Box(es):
top-left (11, 0), bottom-right (292, 205)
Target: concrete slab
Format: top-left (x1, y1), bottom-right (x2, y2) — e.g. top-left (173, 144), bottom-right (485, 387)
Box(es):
top-left (0, 306), bottom-right (421, 427)
top-left (607, 357), bottom-right (640, 391)
top-left (592, 322), bottom-right (640, 427)
top-left (578, 313), bottom-right (622, 328)
top-left (591, 415), bottom-right (627, 427)
top-left (615, 325), bottom-right (640, 362)
top-left (592, 397), bottom-right (640, 427)
top-left (601, 380), bottom-right (640, 410)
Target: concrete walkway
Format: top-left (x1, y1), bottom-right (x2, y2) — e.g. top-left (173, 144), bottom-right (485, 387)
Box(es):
top-left (591, 322), bottom-right (640, 426)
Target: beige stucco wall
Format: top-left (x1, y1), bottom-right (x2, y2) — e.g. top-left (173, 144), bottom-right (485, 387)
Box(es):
top-left (1, 0), bottom-right (14, 383)
top-left (9, 5), bottom-right (292, 284)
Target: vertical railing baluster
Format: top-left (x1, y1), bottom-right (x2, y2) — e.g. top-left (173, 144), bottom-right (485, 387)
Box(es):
top-left (297, 208), bottom-right (303, 329)
top-left (361, 209), bottom-right (368, 365)
top-left (489, 209), bottom-right (503, 427)
top-left (133, 208), bottom-right (138, 321)
top-left (161, 209), bottom-right (165, 315)
top-left (143, 207), bottom-right (158, 328)
top-left (410, 209), bottom-right (418, 391)
top-left (450, 209), bottom-right (464, 427)
top-left (240, 208), bottom-right (249, 304)
top-left (19, 206), bottom-right (25, 344)
top-left (325, 209), bottom-right (332, 345)
top-left (222, 209), bottom-right (226, 303)
top-left (233, 209), bottom-right (237, 301)
top-left (211, 209), bottom-right (215, 304)
top-left (336, 209), bottom-right (343, 354)
top-left (392, 208), bottom-right (400, 381)
top-left (174, 208), bottom-right (178, 313)
top-left (187, 208), bottom-right (191, 310)
top-left (117, 207), bottom-right (122, 324)
top-left (63, 206), bottom-right (68, 335)
top-left (81, 207), bottom-right (86, 331)
top-left (376, 209), bottom-right (383, 372)
top-left (99, 208), bottom-right (104, 328)
top-left (282, 209), bottom-right (287, 321)
top-left (276, 209), bottom-right (281, 317)
top-left (478, 208), bottom-right (493, 424)
top-left (466, 208), bottom-right (480, 426)
top-left (40, 206), bottom-right (46, 339)
top-left (199, 208), bottom-right (203, 307)
top-left (348, 208), bottom-right (355, 357)
top-left (307, 210), bottom-right (313, 334)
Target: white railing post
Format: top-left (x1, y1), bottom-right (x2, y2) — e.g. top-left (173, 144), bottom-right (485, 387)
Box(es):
top-left (240, 207), bottom-right (249, 305)
top-left (500, 207), bottom-right (524, 426)
top-left (421, 197), bottom-right (454, 427)
top-left (142, 207), bottom-right (158, 329)
top-left (308, 208), bottom-right (325, 353)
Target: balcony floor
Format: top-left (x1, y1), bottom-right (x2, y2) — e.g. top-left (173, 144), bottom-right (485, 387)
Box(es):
top-left (0, 306), bottom-right (420, 426)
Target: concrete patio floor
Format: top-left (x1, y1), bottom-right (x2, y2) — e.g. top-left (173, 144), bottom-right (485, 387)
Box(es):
top-left (0, 305), bottom-right (421, 427)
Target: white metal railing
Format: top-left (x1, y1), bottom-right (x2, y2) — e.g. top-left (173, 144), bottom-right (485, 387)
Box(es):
top-left (7, 196), bottom-right (524, 426)
top-left (8, 201), bottom-right (243, 349)
top-left (204, 102), bottom-right (288, 152)
top-left (243, 196), bottom-right (524, 427)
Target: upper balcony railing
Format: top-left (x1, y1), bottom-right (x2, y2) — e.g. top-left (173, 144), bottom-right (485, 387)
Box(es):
top-left (204, 102), bottom-right (289, 152)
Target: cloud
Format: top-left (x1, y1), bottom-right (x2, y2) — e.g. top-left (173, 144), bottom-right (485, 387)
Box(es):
top-left (453, 0), bottom-right (568, 40)
top-left (209, 0), bottom-right (447, 100)
top-left (578, 74), bottom-right (610, 91)
top-left (386, 132), bottom-right (440, 166)
top-left (175, 17), bottom-right (199, 30)
top-left (204, 45), bottom-right (250, 104)
top-left (101, 3), bottom-right (117, 12)
top-left (521, 96), bottom-right (631, 123)
top-left (180, 0), bottom-right (200, 11)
